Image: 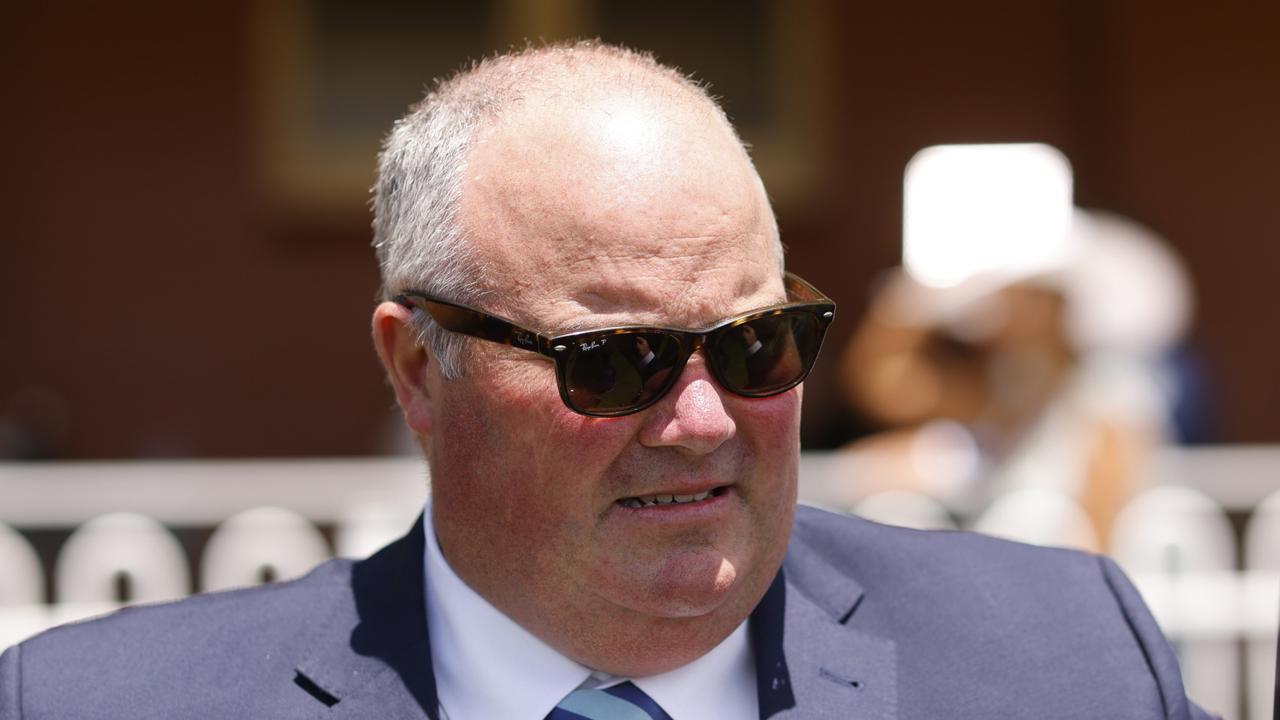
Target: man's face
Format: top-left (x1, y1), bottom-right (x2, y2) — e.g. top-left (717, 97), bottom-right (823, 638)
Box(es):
top-left (422, 93), bottom-right (800, 675)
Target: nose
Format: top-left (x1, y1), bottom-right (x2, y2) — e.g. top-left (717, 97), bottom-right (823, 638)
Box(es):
top-left (637, 358), bottom-right (737, 455)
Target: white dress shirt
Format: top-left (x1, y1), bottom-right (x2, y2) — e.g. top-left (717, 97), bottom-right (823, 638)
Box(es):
top-left (423, 508), bottom-right (759, 719)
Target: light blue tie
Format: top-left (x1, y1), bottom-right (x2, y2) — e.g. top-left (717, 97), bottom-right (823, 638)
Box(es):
top-left (544, 681), bottom-right (674, 720)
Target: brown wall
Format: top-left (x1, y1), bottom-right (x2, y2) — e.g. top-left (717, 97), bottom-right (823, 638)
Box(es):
top-left (3, 1), bottom-right (1278, 458)
top-left (1, 3), bottom-right (389, 457)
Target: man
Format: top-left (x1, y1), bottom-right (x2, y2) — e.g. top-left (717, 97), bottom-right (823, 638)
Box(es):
top-left (0, 42), bottom-right (1212, 719)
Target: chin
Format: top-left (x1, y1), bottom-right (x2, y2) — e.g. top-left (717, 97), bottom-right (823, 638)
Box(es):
top-left (591, 549), bottom-right (742, 621)
top-left (570, 549), bottom-right (779, 677)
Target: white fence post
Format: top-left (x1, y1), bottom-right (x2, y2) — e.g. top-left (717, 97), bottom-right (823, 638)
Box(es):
top-left (0, 521), bottom-right (48, 650)
top-left (852, 490), bottom-right (957, 531)
top-left (1110, 486), bottom-right (1239, 719)
top-left (1243, 490), bottom-right (1280, 720)
top-left (201, 507), bottom-right (331, 593)
top-left (53, 512), bottom-right (190, 627)
top-left (0, 521), bottom-right (43, 605)
top-left (971, 487), bottom-right (1099, 552)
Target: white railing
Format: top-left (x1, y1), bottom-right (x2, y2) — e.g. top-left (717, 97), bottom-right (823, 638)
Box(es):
top-left (0, 449), bottom-right (1276, 719)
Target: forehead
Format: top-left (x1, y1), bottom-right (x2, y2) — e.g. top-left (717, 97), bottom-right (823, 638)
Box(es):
top-left (459, 90), bottom-right (783, 331)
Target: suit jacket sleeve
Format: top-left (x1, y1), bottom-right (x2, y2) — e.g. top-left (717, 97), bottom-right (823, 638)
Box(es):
top-left (1, 643), bottom-right (20, 719)
top-left (1098, 556), bottom-right (1219, 720)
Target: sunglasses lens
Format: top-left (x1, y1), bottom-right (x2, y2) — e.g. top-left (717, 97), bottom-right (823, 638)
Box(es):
top-left (563, 332), bottom-right (682, 415)
top-left (710, 311), bottom-right (822, 395)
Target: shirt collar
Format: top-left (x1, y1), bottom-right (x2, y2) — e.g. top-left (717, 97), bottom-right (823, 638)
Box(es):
top-left (422, 508), bottom-right (757, 720)
top-left (633, 622), bottom-right (757, 720)
top-left (423, 509), bottom-right (589, 720)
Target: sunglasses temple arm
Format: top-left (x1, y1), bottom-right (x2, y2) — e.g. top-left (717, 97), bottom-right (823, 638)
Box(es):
top-left (411, 298), bottom-right (555, 357)
top-left (783, 272), bottom-right (833, 304)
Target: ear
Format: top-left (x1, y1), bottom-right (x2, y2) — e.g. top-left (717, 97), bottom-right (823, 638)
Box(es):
top-left (372, 301), bottom-right (438, 438)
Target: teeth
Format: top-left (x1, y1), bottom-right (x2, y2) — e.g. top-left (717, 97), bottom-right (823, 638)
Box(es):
top-left (623, 489), bottom-right (718, 507)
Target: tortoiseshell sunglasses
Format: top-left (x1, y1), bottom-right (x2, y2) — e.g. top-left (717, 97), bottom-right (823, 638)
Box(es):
top-left (394, 272), bottom-right (836, 417)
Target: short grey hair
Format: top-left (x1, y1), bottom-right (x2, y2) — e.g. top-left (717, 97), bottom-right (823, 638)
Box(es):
top-left (372, 40), bottom-right (778, 378)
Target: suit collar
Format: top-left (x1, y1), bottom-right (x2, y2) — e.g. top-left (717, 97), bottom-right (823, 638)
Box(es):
top-left (295, 513), bottom-right (439, 719)
top-left (756, 521), bottom-right (897, 719)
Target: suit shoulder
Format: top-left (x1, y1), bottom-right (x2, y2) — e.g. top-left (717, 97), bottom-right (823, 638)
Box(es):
top-left (23, 556), bottom-right (355, 655)
top-left (788, 505), bottom-right (1199, 717)
top-left (792, 503), bottom-right (1098, 581)
top-left (787, 505), bottom-right (1133, 644)
top-left (6, 557), bottom-right (357, 718)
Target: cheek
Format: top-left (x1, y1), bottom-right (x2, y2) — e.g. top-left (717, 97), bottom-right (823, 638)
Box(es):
top-left (735, 385), bottom-right (803, 459)
top-left (429, 360), bottom-right (551, 515)
top-left (437, 356), bottom-right (641, 532)
top-left (734, 388), bottom-right (802, 535)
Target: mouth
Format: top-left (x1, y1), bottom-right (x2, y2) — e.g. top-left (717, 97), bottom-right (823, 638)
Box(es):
top-left (617, 486), bottom-right (730, 509)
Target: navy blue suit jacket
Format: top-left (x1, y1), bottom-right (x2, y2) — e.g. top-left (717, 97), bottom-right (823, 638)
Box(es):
top-left (0, 506), bottom-right (1213, 718)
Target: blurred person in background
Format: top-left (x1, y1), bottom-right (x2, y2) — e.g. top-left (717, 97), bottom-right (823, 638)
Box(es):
top-left (841, 208), bottom-right (1196, 549)
top-left (1, 43), bottom-right (1213, 719)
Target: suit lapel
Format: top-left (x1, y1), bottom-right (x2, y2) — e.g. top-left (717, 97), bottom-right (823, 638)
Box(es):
top-left (293, 514), bottom-right (440, 719)
top-left (751, 534), bottom-right (897, 719)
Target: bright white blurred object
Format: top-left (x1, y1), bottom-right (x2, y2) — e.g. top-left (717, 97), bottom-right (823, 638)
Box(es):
top-left (907, 420), bottom-right (981, 494)
top-left (55, 512), bottom-right (189, 605)
top-left (971, 487), bottom-right (1099, 551)
top-left (201, 506), bottom-right (330, 592)
top-left (335, 502), bottom-right (424, 559)
top-left (853, 490), bottom-right (957, 531)
top-left (1062, 209), bottom-right (1193, 357)
top-left (903, 143), bottom-right (1074, 289)
top-left (901, 141), bottom-right (1191, 364)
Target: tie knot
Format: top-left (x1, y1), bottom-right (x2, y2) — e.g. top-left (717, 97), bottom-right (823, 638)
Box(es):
top-left (544, 681), bottom-right (673, 720)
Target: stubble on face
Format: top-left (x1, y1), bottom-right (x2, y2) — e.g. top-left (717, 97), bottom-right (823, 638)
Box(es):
top-left (425, 80), bottom-right (801, 676)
